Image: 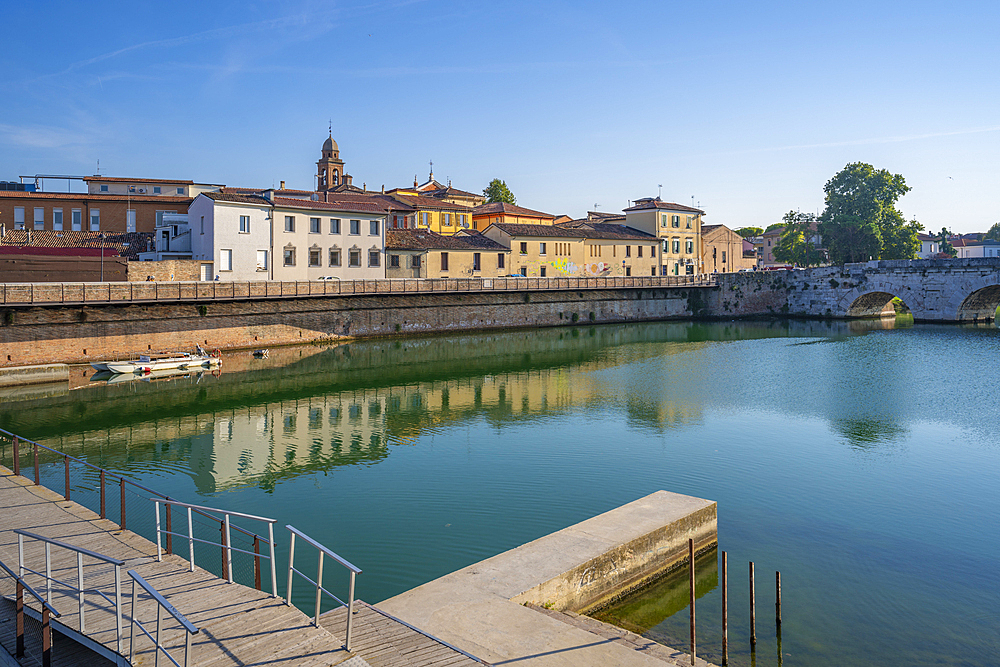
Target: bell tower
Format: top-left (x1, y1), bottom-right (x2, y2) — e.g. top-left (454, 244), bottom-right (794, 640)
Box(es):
top-left (317, 130), bottom-right (348, 191)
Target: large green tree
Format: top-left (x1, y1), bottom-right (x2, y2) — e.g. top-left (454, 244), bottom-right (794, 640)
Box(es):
top-left (817, 162), bottom-right (922, 264)
top-left (985, 222), bottom-right (1000, 242)
top-left (937, 228), bottom-right (957, 257)
top-left (773, 211), bottom-right (824, 266)
top-left (735, 226), bottom-right (763, 238)
top-left (483, 178), bottom-right (516, 205)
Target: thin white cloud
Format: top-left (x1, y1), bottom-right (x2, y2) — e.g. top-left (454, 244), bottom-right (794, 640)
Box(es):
top-left (753, 126), bottom-right (1000, 154)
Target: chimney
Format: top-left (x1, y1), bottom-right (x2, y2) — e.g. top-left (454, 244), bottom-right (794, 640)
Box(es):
top-left (263, 189), bottom-right (274, 202)
top-left (414, 175), bottom-right (418, 188)
top-left (381, 184), bottom-right (385, 194)
top-left (280, 180), bottom-right (286, 190)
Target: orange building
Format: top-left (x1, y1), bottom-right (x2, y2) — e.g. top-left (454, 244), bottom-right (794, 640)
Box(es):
top-left (471, 202), bottom-right (556, 232)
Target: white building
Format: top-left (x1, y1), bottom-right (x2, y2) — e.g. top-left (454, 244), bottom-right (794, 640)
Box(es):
top-left (956, 239), bottom-right (1000, 258)
top-left (188, 190), bottom-right (388, 281)
top-left (916, 233), bottom-right (940, 259)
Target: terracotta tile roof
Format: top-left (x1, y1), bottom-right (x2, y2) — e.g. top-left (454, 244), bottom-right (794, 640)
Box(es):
top-left (390, 194), bottom-right (473, 212)
top-left (472, 202), bottom-right (554, 218)
top-left (85, 176), bottom-right (195, 184)
top-left (386, 229), bottom-right (506, 251)
top-left (200, 191), bottom-right (271, 205)
top-left (623, 198), bottom-right (704, 214)
top-left (586, 211), bottom-right (626, 221)
top-left (425, 186), bottom-right (483, 200)
top-left (0, 191), bottom-right (192, 203)
top-left (487, 222), bottom-right (655, 241)
top-left (0, 230), bottom-right (153, 259)
top-left (272, 197), bottom-right (387, 214)
top-left (201, 191), bottom-right (397, 214)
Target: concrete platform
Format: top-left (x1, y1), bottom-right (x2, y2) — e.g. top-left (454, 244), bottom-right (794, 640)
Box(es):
top-left (0, 364), bottom-right (68, 388)
top-left (378, 490), bottom-right (718, 666)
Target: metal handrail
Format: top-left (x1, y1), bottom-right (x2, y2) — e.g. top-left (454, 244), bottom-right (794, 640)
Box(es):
top-left (285, 525), bottom-right (360, 651)
top-left (15, 529), bottom-right (124, 653)
top-left (0, 556), bottom-right (60, 667)
top-left (128, 569), bottom-right (199, 667)
top-left (152, 498), bottom-right (278, 597)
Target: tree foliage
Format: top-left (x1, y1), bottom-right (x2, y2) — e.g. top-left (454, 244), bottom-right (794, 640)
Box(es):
top-left (735, 227), bottom-right (763, 238)
top-left (937, 228), bottom-right (957, 258)
top-left (764, 223), bottom-right (784, 233)
top-left (773, 211), bottom-right (824, 267)
top-left (483, 178), bottom-right (516, 205)
top-left (817, 162), bottom-right (922, 264)
top-left (985, 222), bottom-right (1000, 242)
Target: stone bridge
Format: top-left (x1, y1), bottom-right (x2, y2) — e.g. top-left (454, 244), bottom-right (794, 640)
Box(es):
top-left (715, 258), bottom-right (1000, 322)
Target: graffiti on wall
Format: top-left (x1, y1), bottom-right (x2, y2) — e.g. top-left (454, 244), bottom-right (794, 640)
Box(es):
top-left (548, 259), bottom-right (611, 276)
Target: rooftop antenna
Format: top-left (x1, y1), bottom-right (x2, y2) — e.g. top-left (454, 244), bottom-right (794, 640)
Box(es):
top-left (96, 159), bottom-right (100, 176)
top-left (658, 184), bottom-right (662, 198)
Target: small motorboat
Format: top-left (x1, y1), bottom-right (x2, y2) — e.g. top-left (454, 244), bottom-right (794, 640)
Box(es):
top-left (104, 350), bottom-right (222, 375)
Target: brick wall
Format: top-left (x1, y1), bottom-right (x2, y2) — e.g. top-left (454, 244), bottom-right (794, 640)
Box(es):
top-left (127, 259), bottom-right (203, 281)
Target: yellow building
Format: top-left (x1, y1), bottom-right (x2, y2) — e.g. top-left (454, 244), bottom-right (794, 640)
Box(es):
top-left (701, 224), bottom-right (757, 273)
top-left (623, 198), bottom-right (705, 275)
top-left (471, 202), bottom-right (556, 232)
top-left (387, 193), bottom-right (474, 236)
top-left (480, 221), bottom-right (660, 277)
top-left (385, 229), bottom-right (510, 278)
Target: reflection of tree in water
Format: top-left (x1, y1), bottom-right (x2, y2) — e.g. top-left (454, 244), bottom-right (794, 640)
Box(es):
top-left (831, 417), bottom-right (908, 449)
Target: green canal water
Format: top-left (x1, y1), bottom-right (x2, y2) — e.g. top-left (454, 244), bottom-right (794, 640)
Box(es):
top-left (2, 318), bottom-right (999, 666)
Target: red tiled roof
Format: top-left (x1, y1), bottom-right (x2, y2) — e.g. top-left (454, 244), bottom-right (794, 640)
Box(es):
top-left (390, 194), bottom-right (473, 212)
top-left (623, 199), bottom-right (704, 214)
top-left (272, 197), bottom-right (386, 214)
top-left (486, 222), bottom-right (655, 241)
top-left (0, 191), bottom-right (192, 203)
top-left (85, 176), bottom-right (195, 184)
top-left (200, 192), bottom-right (271, 205)
top-left (386, 230), bottom-right (507, 251)
top-left (472, 202), bottom-right (554, 218)
top-left (0, 230), bottom-right (153, 259)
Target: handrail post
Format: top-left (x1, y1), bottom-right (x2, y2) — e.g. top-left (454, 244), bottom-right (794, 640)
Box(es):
top-left (187, 507), bottom-right (195, 571)
top-left (286, 531), bottom-right (296, 606)
top-left (155, 602), bottom-right (163, 666)
top-left (115, 565), bottom-right (123, 655)
top-left (253, 536), bottom-right (262, 591)
top-left (42, 604), bottom-right (51, 667)
top-left (64, 454), bottom-right (70, 500)
top-left (13, 435), bottom-right (19, 476)
top-left (268, 522), bottom-right (277, 598)
top-left (314, 551), bottom-right (324, 626)
top-left (129, 578), bottom-right (137, 664)
top-left (100, 470), bottom-right (106, 518)
top-left (15, 580), bottom-right (24, 657)
top-left (223, 514), bottom-right (233, 583)
top-left (154, 500), bottom-right (163, 561)
top-left (77, 552), bottom-right (86, 633)
top-left (33, 442), bottom-right (39, 484)
top-left (346, 570), bottom-right (356, 652)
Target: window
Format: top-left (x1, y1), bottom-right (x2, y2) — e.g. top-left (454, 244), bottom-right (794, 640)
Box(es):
top-left (52, 208), bottom-right (63, 231)
top-left (285, 216), bottom-right (295, 232)
top-left (369, 219), bottom-right (380, 235)
top-left (722, 251), bottom-right (727, 263)
top-left (672, 215), bottom-right (680, 228)
top-left (33, 207), bottom-right (44, 230)
top-left (200, 216), bottom-right (205, 234)
top-left (441, 252), bottom-right (449, 271)
top-left (652, 267), bottom-right (657, 276)
top-left (349, 250), bottom-right (361, 267)
top-left (240, 215), bottom-right (250, 233)
top-left (459, 214), bottom-right (467, 228)
top-left (685, 240), bottom-right (694, 254)
top-left (638, 246), bottom-right (643, 258)
top-left (686, 264), bottom-right (694, 275)
top-left (520, 266), bottom-right (527, 276)
top-left (539, 242), bottom-right (547, 255)
top-left (153, 186), bottom-right (161, 194)
top-left (126, 209), bottom-right (136, 232)
top-left (473, 253), bottom-right (481, 271)
top-left (412, 255), bottom-right (421, 268)
top-left (390, 254), bottom-right (400, 268)
top-left (651, 245), bottom-right (656, 257)
top-left (220, 249), bottom-right (233, 271)
top-left (660, 213), bottom-right (668, 228)
top-left (309, 248), bottom-right (321, 266)
top-left (310, 217), bottom-right (321, 234)
top-left (350, 220), bottom-right (360, 235)
top-left (13, 207), bottom-right (24, 229)
top-left (100, 185), bottom-right (108, 192)
top-left (329, 248), bottom-right (341, 266)
top-left (625, 267), bottom-right (631, 276)
top-left (443, 213), bottom-right (452, 226)
top-left (90, 209), bottom-right (100, 231)
top-left (497, 253), bottom-right (505, 269)
top-left (284, 247), bottom-right (296, 266)
top-left (672, 239), bottom-right (680, 254)
top-left (625, 246), bottom-right (631, 257)
top-left (176, 187), bottom-right (184, 195)
top-left (420, 212), bottom-right (429, 227)
top-left (520, 242), bottom-right (528, 255)
top-left (540, 266), bottom-right (547, 277)
top-left (330, 218), bottom-right (341, 234)
top-left (71, 209), bottom-right (82, 231)
top-left (257, 250), bottom-right (268, 271)
top-left (369, 250), bottom-right (380, 267)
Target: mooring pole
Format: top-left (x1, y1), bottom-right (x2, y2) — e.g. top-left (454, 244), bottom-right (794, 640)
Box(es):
top-left (749, 561), bottom-right (756, 647)
top-left (689, 538), bottom-right (696, 665)
top-left (775, 571), bottom-right (781, 627)
top-left (721, 551), bottom-right (728, 666)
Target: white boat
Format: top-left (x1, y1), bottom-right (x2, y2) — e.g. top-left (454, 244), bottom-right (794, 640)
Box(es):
top-left (90, 361), bottom-right (111, 372)
top-left (105, 352), bottom-right (221, 375)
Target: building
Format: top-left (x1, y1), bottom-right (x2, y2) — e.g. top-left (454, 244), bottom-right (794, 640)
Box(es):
top-left (385, 229), bottom-right (509, 279)
top-left (315, 132), bottom-right (364, 193)
top-left (0, 229), bottom-right (151, 282)
top-left (956, 239), bottom-right (1000, 258)
top-left (187, 190), bottom-right (387, 281)
top-left (387, 166), bottom-right (486, 208)
top-left (387, 193), bottom-right (473, 235)
top-left (481, 222), bottom-right (659, 277)
top-left (0, 189), bottom-right (194, 236)
top-left (916, 233), bottom-right (940, 259)
top-left (471, 202), bottom-right (556, 232)
top-left (623, 198), bottom-right (704, 275)
top-left (701, 224), bottom-right (757, 273)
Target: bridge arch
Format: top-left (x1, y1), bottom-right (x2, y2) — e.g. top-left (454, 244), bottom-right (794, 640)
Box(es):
top-left (846, 291), bottom-right (899, 318)
top-left (957, 283), bottom-right (1000, 322)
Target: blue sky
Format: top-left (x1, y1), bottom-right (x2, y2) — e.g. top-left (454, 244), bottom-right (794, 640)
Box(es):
top-left (3, 0), bottom-right (999, 232)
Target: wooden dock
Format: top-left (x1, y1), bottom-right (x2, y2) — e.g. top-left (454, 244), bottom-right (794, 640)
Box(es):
top-left (0, 466), bottom-right (484, 666)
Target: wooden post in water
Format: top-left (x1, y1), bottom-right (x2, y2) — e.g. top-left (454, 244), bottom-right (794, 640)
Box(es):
top-left (775, 571), bottom-right (781, 627)
top-left (721, 551), bottom-right (728, 666)
top-left (749, 561), bottom-right (756, 647)
top-left (689, 538), bottom-right (696, 665)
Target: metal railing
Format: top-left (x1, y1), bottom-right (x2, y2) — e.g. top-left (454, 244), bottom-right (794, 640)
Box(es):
top-left (1, 428), bottom-right (272, 592)
top-left (0, 275), bottom-right (718, 306)
top-left (128, 569), bottom-right (199, 667)
top-left (285, 525), bottom-right (361, 651)
top-left (0, 556), bottom-right (61, 667)
top-left (153, 498), bottom-right (278, 597)
top-left (14, 529), bottom-right (124, 654)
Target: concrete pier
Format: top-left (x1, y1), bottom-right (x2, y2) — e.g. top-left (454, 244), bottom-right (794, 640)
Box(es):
top-left (0, 363), bottom-right (68, 387)
top-left (379, 490), bottom-right (718, 666)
